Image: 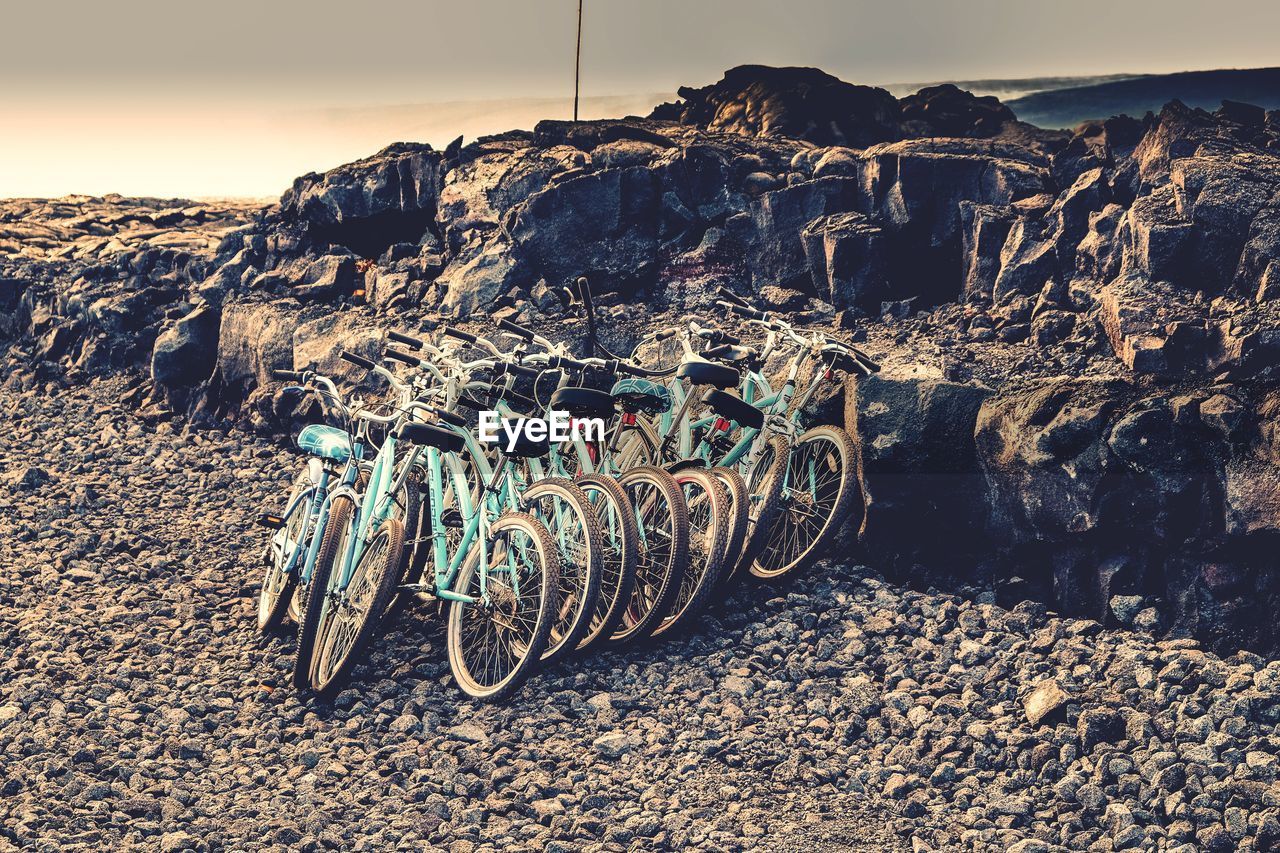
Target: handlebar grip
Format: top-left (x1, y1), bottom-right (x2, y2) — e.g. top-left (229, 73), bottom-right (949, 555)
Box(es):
top-left (856, 352), bottom-right (881, 373)
top-left (441, 326), bottom-right (478, 345)
top-left (427, 406), bottom-right (468, 429)
top-left (384, 347), bottom-right (421, 366)
top-left (726, 302), bottom-right (766, 321)
top-left (387, 330), bottom-right (424, 349)
top-left (710, 330), bottom-right (740, 346)
top-left (613, 360), bottom-right (647, 377)
top-left (654, 328), bottom-right (678, 341)
top-left (271, 369), bottom-right (303, 382)
top-left (551, 355), bottom-right (589, 371)
top-left (716, 286), bottom-right (750, 308)
top-left (702, 344), bottom-right (734, 359)
top-left (339, 351), bottom-right (376, 371)
top-left (497, 361), bottom-right (539, 379)
top-left (497, 318), bottom-right (536, 341)
top-left (457, 394), bottom-right (488, 411)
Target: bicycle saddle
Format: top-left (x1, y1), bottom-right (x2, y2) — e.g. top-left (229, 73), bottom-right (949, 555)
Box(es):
top-left (296, 424), bottom-right (352, 463)
top-left (702, 389), bottom-right (765, 430)
top-left (399, 422), bottom-right (466, 455)
top-left (610, 377), bottom-right (672, 414)
top-left (700, 344), bottom-right (756, 364)
top-left (676, 359), bottom-right (739, 390)
top-left (549, 386), bottom-right (617, 420)
top-left (498, 419), bottom-right (550, 458)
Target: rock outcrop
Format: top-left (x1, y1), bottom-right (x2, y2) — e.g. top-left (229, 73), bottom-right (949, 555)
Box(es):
top-left (3, 64), bottom-right (1280, 657)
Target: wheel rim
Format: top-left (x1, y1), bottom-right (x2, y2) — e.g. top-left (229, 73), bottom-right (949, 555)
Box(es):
top-left (260, 495), bottom-right (308, 623)
top-left (452, 526), bottom-right (547, 690)
top-left (527, 493), bottom-right (590, 652)
top-left (618, 479), bottom-right (672, 633)
top-left (315, 529), bottom-right (389, 686)
top-left (582, 484), bottom-right (625, 641)
top-left (664, 478), bottom-right (713, 624)
top-left (757, 435), bottom-right (843, 573)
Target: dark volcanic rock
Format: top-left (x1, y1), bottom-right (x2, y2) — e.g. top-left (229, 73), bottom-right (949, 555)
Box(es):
top-left (651, 64), bottom-right (902, 147)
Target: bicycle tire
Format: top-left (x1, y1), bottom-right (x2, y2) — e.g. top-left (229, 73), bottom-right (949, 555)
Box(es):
top-left (709, 466), bottom-right (749, 580)
top-left (751, 425), bottom-right (860, 580)
top-left (651, 468), bottom-right (730, 638)
top-left (573, 473), bottom-right (638, 649)
top-left (446, 511), bottom-right (559, 702)
top-left (257, 475), bottom-right (311, 634)
top-left (733, 436), bottom-right (789, 581)
top-left (523, 478), bottom-right (603, 664)
top-left (608, 465), bottom-right (689, 644)
top-left (311, 517), bottom-right (406, 696)
top-left (293, 494), bottom-right (354, 691)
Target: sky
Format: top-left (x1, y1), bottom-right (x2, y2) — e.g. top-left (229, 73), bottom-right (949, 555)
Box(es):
top-left (4, 0), bottom-right (1278, 198)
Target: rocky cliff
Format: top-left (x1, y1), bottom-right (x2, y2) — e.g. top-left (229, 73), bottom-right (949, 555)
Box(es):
top-left (3, 65), bottom-right (1280, 658)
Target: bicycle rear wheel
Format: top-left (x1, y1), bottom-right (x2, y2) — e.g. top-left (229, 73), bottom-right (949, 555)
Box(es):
top-left (293, 494), bottom-right (354, 691)
top-left (709, 466), bottom-right (748, 580)
top-left (608, 466), bottom-right (689, 644)
top-left (574, 473), bottom-right (638, 649)
top-left (651, 468), bottom-right (729, 638)
top-left (446, 512), bottom-right (559, 702)
top-left (751, 425), bottom-right (859, 580)
top-left (523, 478), bottom-right (603, 663)
top-left (257, 475), bottom-right (311, 634)
top-left (311, 518), bottom-right (406, 695)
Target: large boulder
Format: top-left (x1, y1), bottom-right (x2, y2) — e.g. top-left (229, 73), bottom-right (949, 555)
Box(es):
top-left (281, 142), bottom-right (446, 228)
top-left (214, 302), bottom-right (296, 391)
top-left (843, 372), bottom-right (994, 568)
top-left (801, 212), bottom-right (889, 312)
top-left (151, 303), bottom-right (219, 388)
top-left (506, 166), bottom-right (663, 293)
top-left (651, 65), bottom-right (902, 148)
top-left (742, 177), bottom-right (860, 293)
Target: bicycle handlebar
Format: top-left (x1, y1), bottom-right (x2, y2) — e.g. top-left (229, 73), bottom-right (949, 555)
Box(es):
top-left (440, 326), bottom-right (478, 345)
top-left (716, 286), bottom-right (750, 308)
top-left (387, 330), bottom-right (424, 349)
top-left (272, 368), bottom-right (303, 382)
top-left (340, 350), bottom-right (376, 371)
top-left (497, 318), bottom-right (536, 341)
top-left (384, 348), bottom-right (421, 366)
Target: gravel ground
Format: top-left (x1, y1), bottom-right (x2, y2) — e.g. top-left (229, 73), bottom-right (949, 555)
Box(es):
top-left (4, 375), bottom-right (1280, 852)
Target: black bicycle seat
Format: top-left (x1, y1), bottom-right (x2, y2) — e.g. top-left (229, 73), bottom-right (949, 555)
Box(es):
top-left (549, 386), bottom-right (617, 420)
top-left (498, 419), bottom-right (550, 458)
top-left (702, 389), bottom-right (765, 430)
top-left (399, 422), bottom-right (466, 454)
top-left (676, 359), bottom-right (739, 390)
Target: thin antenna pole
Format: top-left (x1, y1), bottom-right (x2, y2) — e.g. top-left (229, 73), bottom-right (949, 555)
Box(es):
top-left (573, 0), bottom-right (583, 121)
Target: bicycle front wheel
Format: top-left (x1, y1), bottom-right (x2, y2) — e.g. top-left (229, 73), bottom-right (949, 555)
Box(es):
top-left (651, 468), bottom-right (730, 638)
top-left (751, 425), bottom-right (860, 580)
top-left (311, 518), bottom-right (406, 696)
top-left (574, 473), bottom-right (638, 649)
top-left (523, 478), bottom-right (603, 664)
top-left (257, 475), bottom-right (312, 634)
top-left (293, 494), bottom-right (354, 691)
top-left (608, 466), bottom-right (689, 644)
top-left (446, 512), bottom-right (559, 702)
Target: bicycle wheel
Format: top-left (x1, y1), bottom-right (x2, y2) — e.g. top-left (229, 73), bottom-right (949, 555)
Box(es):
top-left (608, 466), bottom-right (689, 644)
top-left (446, 512), bottom-right (559, 702)
top-left (311, 518), bottom-right (406, 695)
top-left (709, 466), bottom-right (748, 578)
top-left (523, 478), bottom-right (603, 663)
top-left (733, 436), bottom-right (789, 581)
top-left (651, 468), bottom-right (729, 637)
top-left (613, 414), bottom-right (662, 468)
top-left (289, 468), bottom-right (368, 623)
top-left (293, 494), bottom-right (354, 691)
top-left (573, 473), bottom-right (638, 649)
top-left (751, 425), bottom-right (860, 580)
top-left (257, 475), bottom-right (311, 634)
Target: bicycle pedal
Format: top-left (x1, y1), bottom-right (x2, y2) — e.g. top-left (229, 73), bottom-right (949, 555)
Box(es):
top-left (256, 513), bottom-right (285, 530)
